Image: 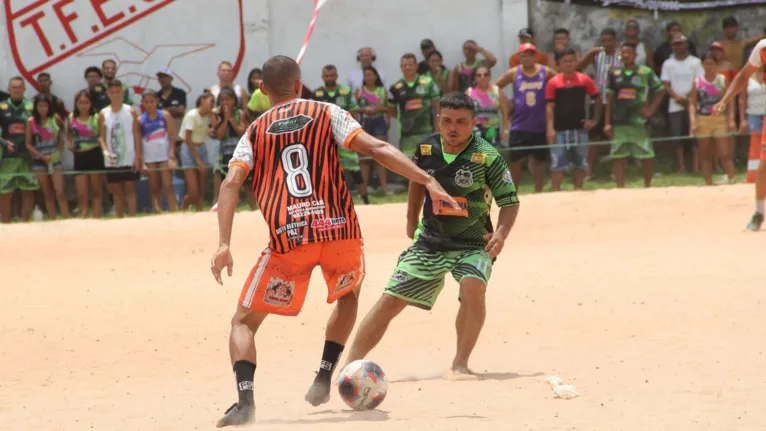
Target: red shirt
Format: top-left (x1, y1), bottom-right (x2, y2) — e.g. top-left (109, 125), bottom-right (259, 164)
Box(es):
top-left (545, 72), bottom-right (599, 131)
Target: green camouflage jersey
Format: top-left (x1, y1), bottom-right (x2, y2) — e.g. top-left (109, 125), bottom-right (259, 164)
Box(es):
top-left (411, 133), bottom-right (519, 252)
top-left (607, 65), bottom-right (663, 126)
top-left (388, 75), bottom-right (440, 137)
top-left (312, 84), bottom-right (360, 170)
top-left (312, 85), bottom-right (359, 112)
top-left (0, 98), bottom-right (33, 159)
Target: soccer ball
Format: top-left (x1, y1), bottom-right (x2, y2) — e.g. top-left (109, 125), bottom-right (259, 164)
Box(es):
top-left (336, 359), bottom-right (388, 411)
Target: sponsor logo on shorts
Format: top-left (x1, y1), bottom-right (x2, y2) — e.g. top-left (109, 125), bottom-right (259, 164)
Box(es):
top-left (334, 271), bottom-right (356, 294)
top-left (470, 153), bottom-right (486, 164)
top-left (420, 144), bottom-right (432, 155)
top-left (454, 168), bottom-right (474, 188)
top-left (238, 381), bottom-right (254, 391)
top-left (311, 217), bottom-right (346, 231)
top-left (503, 169), bottom-right (513, 184)
top-left (426, 169), bottom-right (435, 175)
top-left (263, 278), bottom-right (294, 307)
top-left (391, 270), bottom-right (408, 283)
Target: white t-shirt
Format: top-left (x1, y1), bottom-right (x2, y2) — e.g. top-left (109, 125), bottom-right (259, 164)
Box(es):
top-left (179, 108), bottom-right (211, 145)
top-left (661, 55), bottom-right (704, 113)
top-left (747, 39), bottom-right (766, 68)
top-left (746, 77), bottom-right (766, 116)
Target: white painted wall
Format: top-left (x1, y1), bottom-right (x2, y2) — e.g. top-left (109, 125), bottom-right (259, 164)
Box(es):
top-left (2, 0), bottom-right (528, 103)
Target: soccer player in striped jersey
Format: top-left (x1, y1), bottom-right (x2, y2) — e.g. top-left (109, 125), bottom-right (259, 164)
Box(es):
top-left (714, 38), bottom-right (766, 231)
top-left (209, 55), bottom-right (456, 427)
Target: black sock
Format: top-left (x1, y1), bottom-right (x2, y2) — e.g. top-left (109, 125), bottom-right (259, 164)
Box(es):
top-left (361, 194), bottom-right (370, 205)
top-left (233, 360), bottom-right (256, 406)
top-left (316, 340), bottom-right (344, 384)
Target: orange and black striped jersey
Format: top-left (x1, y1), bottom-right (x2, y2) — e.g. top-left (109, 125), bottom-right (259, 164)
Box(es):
top-left (229, 98), bottom-right (364, 254)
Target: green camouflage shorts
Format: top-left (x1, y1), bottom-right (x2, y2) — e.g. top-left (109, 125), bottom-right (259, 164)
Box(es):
top-left (384, 246), bottom-right (493, 310)
top-left (610, 125), bottom-right (654, 160)
top-left (338, 146), bottom-right (361, 172)
top-left (0, 158), bottom-right (39, 194)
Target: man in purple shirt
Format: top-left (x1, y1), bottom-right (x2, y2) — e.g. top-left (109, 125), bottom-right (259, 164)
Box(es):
top-left (496, 43), bottom-right (555, 192)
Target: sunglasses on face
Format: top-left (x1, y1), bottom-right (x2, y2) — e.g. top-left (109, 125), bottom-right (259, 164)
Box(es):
top-left (476, 73), bottom-right (490, 77)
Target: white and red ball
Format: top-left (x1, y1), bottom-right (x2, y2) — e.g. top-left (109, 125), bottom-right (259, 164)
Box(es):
top-left (336, 359), bottom-right (388, 411)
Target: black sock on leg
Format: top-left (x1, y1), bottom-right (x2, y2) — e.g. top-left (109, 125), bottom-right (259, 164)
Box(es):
top-left (361, 194), bottom-right (370, 205)
top-left (233, 360), bottom-right (256, 406)
top-left (315, 340), bottom-right (344, 384)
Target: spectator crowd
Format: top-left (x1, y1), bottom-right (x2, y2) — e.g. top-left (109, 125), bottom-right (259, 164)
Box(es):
top-left (0, 16), bottom-right (765, 222)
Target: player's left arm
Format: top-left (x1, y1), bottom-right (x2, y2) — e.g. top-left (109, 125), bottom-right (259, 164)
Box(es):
top-left (484, 155), bottom-right (520, 258)
top-left (407, 181), bottom-right (426, 239)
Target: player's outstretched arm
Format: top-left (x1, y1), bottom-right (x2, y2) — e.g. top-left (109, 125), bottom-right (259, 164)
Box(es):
top-left (406, 182), bottom-right (426, 239)
top-left (716, 63), bottom-right (758, 112)
top-left (349, 131), bottom-right (457, 207)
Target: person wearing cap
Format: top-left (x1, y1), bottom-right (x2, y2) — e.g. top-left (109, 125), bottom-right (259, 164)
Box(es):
top-left (156, 68), bottom-right (187, 168)
top-left (417, 39), bottom-right (438, 75)
top-left (623, 19), bottom-right (654, 69)
top-left (720, 16), bottom-right (764, 70)
top-left (509, 28), bottom-right (547, 68)
top-left (713, 36), bottom-right (766, 231)
top-left (653, 21), bottom-right (698, 76)
top-left (660, 33), bottom-right (703, 174)
top-left (496, 42), bottom-right (555, 192)
top-left (454, 40), bottom-right (497, 92)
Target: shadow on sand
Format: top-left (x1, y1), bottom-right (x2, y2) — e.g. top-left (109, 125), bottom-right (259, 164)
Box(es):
top-left (258, 409), bottom-right (390, 425)
top-left (390, 371), bottom-right (544, 383)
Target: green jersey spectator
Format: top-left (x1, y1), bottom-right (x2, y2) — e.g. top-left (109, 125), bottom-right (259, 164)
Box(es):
top-left (388, 53), bottom-right (441, 157)
top-left (605, 42), bottom-right (666, 188)
top-left (102, 59), bottom-right (132, 105)
top-left (0, 77), bottom-right (39, 223)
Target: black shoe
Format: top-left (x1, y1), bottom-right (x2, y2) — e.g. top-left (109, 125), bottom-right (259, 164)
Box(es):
top-left (746, 212), bottom-right (764, 231)
top-left (304, 380), bottom-right (331, 407)
top-left (216, 402), bottom-right (254, 428)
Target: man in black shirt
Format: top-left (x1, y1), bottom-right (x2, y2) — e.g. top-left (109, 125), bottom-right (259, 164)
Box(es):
top-left (417, 38), bottom-right (438, 75)
top-left (35, 72), bottom-right (68, 118)
top-left (653, 21), bottom-right (698, 75)
top-left (83, 66), bottom-right (110, 112)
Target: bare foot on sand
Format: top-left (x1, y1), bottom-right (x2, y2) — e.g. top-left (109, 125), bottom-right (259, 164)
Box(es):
top-left (444, 366), bottom-right (479, 381)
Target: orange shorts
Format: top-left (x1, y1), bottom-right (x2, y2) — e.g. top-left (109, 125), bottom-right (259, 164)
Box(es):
top-left (239, 239), bottom-right (365, 316)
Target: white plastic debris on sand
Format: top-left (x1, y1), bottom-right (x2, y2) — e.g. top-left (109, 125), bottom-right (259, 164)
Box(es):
top-left (544, 375), bottom-right (580, 399)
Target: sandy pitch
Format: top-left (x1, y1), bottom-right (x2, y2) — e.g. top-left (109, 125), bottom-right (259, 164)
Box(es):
top-left (2, 186), bottom-right (764, 431)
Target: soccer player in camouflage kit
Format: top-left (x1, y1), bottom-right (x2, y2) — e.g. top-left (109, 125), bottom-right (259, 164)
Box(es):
top-left (312, 64), bottom-right (370, 204)
top-left (604, 42), bottom-right (665, 188)
top-left (342, 92), bottom-right (520, 379)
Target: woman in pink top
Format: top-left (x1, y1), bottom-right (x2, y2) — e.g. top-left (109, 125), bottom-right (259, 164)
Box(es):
top-left (689, 53), bottom-right (737, 185)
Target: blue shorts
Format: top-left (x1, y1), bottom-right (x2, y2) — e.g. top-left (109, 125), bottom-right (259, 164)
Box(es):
top-left (181, 143), bottom-right (209, 169)
top-left (32, 161), bottom-right (63, 172)
top-left (361, 116), bottom-right (389, 138)
top-left (550, 130), bottom-right (588, 172)
top-left (747, 114), bottom-right (764, 134)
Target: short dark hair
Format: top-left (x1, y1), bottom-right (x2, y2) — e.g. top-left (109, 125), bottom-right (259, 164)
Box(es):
top-left (37, 72), bottom-right (51, 80)
top-left (8, 76), bottom-right (25, 86)
top-left (554, 28), bottom-right (569, 36)
top-left (439, 92), bottom-right (475, 115)
top-left (665, 21), bottom-right (681, 31)
top-left (102, 59), bottom-right (117, 68)
top-left (322, 64), bottom-right (337, 72)
top-left (142, 89), bottom-right (159, 99)
top-left (401, 53), bottom-right (418, 63)
top-left (84, 66), bottom-right (103, 78)
top-left (722, 16), bottom-right (738, 28)
top-left (557, 48), bottom-right (577, 62)
top-left (600, 28), bottom-right (617, 38)
top-left (218, 61), bottom-right (234, 70)
top-left (621, 41), bottom-right (637, 51)
top-left (107, 79), bottom-right (123, 89)
top-left (261, 55), bottom-right (301, 94)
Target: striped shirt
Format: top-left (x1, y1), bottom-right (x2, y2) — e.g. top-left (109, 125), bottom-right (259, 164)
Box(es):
top-left (230, 98), bottom-right (364, 253)
top-left (595, 50), bottom-right (622, 103)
